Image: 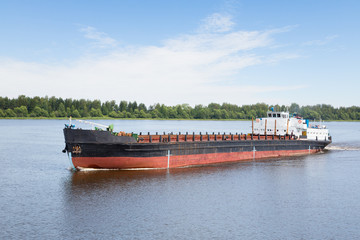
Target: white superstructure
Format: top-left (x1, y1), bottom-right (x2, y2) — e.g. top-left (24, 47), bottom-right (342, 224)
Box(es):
top-left (253, 111), bottom-right (330, 141)
top-left (306, 123), bottom-right (330, 141)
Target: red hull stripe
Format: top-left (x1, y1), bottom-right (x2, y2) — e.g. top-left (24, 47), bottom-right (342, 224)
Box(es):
top-left (72, 149), bottom-right (320, 169)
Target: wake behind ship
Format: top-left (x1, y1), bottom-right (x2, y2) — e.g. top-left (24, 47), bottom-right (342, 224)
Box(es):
top-left (63, 111), bottom-right (331, 170)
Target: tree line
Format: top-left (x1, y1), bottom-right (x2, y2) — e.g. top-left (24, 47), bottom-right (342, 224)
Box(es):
top-left (0, 95), bottom-right (359, 121)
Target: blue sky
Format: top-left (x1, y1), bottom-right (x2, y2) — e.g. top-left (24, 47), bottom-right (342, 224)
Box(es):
top-left (0, 0), bottom-right (359, 107)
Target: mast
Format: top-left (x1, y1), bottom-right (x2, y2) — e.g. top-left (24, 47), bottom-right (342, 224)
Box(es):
top-left (264, 119), bottom-right (267, 136)
top-left (274, 120), bottom-right (277, 136)
top-left (252, 117), bottom-right (254, 135)
top-left (286, 119), bottom-right (289, 135)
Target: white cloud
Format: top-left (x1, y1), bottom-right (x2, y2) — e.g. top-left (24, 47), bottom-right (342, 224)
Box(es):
top-left (0, 13), bottom-right (302, 106)
top-left (199, 13), bottom-right (235, 33)
top-left (80, 26), bottom-right (118, 48)
top-left (302, 35), bottom-right (338, 46)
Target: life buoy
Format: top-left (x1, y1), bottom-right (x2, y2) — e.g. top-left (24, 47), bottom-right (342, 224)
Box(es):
top-left (298, 120), bottom-right (302, 124)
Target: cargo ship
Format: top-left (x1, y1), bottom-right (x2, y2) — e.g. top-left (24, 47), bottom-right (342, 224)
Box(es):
top-left (62, 111), bottom-right (331, 170)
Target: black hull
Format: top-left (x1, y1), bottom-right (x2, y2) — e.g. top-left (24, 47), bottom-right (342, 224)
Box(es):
top-left (63, 128), bottom-right (331, 169)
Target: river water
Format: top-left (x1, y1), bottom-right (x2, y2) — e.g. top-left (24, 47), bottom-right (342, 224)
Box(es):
top-left (1, 120), bottom-right (360, 239)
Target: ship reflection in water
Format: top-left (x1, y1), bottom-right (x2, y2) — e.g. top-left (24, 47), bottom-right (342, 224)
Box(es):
top-left (61, 158), bottom-right (319, 239)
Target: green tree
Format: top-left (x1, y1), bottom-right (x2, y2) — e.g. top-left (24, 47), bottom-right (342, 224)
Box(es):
top-left (125, 111), bottom-right (133, 118)
top-left (138, 103), bottom-right (147, 112)
top-left (90, 108), bottom-right (103, 117)
top-left (119, 101), bottom-right (127, 112)
top-left (193, 105), bottom-right (210, 119)
top-left (139, 110), bottom-right (149, 118)
top-left (30, 106), bottom-right (49, 117)
top-left (102, 100), bottom-right (117, 116)
top-left (168, 108), bottom-right (178, 118)
top-left (91, 100), bottom-right (102, 110)
top-left (17, 95), bottom-right (29, 108)
top-left (247, 110), bottom-right (257, 119)
top-left (2, 94), bottom-right (360, 120)
top-left (48, 96), bottom-right (57, 113)
top-left (175, 105), bottom-right (190, 119)
top-left (5, 109), bottom-right (16, 117)
top-left (133, 109), bottom-right (140, 118)
top-left (14, 106), bottom-right (28, 117)
top-left (109, 111), bottom-right (120, 118)
top-left (40, 96), bottom-right (49, 112)
top-left (212, 109), bottom-right (222, 119)
top-left (28, 96), bottom-right (40, 113)
top-left (56, 103), bottom-right (66, 117)
top-left (158, 104), bottom-right (168, 118)
top-left (49, 112), bottom-right (56, 118)
top-left (208, 103), bottom-right (221, 110)
top-left (64, 98), bottom-right (73, 110)
top-left (71, 109), bottom-right (81, 118)
top-left (118, 111), bottom-right (126, 118)
top-left (150, 109), bottom-right (161, 118)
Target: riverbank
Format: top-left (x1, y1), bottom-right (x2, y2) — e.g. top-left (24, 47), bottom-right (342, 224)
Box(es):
top-left (2, 96), bottom-right (359, 122)
top-left (0, 117), bottom-right (358, 122)
top-left (0, 117), bottom-right (250, 121)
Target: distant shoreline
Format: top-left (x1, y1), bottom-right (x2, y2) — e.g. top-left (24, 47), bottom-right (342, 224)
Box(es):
top-left (0, 117), bottom-right (247, 121)
top-left (1, 95), bottom-right (359, 121)
top-left (0, 117), bottom-right (358, 122)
